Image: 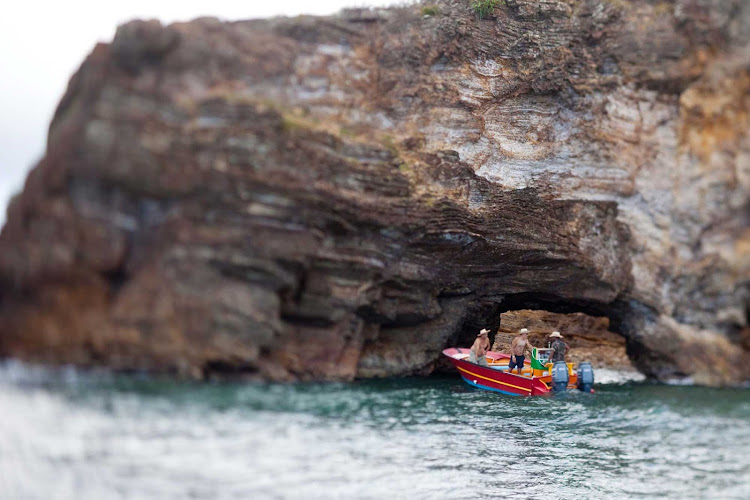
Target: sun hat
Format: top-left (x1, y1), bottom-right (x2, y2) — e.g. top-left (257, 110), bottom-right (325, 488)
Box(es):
top-left (478, 328), bottom-right (490, 336)
top-left (549, 331), bottom-right (563, 338)
top-left (519, 328), bottom-right (529, 334)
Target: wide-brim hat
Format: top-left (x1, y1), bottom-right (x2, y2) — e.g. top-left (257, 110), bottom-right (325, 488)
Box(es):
top-left (549, 331), bottom-right (563, 338)
top-left (519, 328), bottom-right (529, 334)
top-left (478, 328), bottom-right (490, 336)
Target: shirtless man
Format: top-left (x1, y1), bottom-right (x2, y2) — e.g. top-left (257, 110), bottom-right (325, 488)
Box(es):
top-left (469, 329), bottom-right (491, 366)
top-left (508, 328), bottom-right (533, 375)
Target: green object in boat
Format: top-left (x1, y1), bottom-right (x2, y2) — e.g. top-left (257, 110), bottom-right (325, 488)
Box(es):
top-left (531, 348), bottom-right (549, 371)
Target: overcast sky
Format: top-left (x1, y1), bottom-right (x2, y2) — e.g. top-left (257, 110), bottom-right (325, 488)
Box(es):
top-left (0, 0), bottom-right (399, 226)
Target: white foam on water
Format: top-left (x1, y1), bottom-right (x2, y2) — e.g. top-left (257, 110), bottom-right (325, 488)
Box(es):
top-left (594, 368), bottom-right (647, 385)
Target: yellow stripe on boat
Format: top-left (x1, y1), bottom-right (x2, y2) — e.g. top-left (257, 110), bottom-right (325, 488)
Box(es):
top-left (457, 366), bottom-right (532, 393)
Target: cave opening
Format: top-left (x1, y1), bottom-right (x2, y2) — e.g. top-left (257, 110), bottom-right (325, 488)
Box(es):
top-left (436, 292), bottom-right (634, 374)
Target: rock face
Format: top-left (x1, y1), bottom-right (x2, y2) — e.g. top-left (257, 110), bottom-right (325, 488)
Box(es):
top-left (0, 0), bottom-right (748, 385)
top-left (491, 310), bottom-right (633, 370)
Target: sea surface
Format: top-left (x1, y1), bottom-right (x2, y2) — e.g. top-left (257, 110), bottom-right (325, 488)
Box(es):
top-left (1, 361), bottom-right (749, 500)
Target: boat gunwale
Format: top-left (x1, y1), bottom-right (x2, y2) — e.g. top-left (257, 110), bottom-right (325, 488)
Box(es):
top-left (442, 347), bottom-right (550, 396)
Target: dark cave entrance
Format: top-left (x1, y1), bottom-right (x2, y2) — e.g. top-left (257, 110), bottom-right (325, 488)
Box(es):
top-left (435, 292), bottom-right (635, 373)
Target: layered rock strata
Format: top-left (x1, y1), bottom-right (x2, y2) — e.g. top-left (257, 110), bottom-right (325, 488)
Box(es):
top-left (1, 0), bottom-right (748, 385)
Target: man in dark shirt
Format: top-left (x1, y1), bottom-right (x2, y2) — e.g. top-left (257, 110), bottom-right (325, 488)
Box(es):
top-left (548, 331), bottom-right (570, 363)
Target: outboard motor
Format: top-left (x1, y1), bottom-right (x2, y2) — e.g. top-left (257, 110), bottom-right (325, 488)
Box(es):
top-left (577, 362), bottom-right (595, 393)
top-left (551, 361), bottom-right (569, 392)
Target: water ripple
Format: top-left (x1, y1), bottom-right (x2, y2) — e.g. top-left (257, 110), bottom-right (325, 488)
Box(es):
top-left (0, 364), bottom-right (749, 499)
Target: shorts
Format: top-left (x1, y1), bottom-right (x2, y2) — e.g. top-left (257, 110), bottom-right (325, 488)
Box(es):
top-left (508, 355), bottom-right (525, 370)
top-left (469, 351), bottom-right (488, 367)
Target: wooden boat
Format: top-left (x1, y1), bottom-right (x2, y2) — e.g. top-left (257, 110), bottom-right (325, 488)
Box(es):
top-left (442, 347), bottom-right (591, 396)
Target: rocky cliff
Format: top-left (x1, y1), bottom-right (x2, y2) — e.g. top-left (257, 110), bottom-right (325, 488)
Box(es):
top-left (1, 0), bottom-right (748, 385)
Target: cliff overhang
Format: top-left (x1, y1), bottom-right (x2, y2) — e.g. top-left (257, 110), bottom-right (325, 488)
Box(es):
top-left (1, 0), bottom-right (748, 386)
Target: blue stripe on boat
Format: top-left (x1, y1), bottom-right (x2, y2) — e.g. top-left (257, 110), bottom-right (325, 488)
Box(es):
top-left (461, 377), bottom-right (523, 396)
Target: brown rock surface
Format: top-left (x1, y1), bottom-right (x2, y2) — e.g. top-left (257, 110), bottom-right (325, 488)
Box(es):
top-left (0, 1), bottom-right (749, 385)
top-left (491, 309), bottom-right (633, 370)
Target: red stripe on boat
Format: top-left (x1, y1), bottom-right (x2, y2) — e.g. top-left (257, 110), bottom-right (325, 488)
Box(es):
top-left (442, 347), bottom-right (550, 396)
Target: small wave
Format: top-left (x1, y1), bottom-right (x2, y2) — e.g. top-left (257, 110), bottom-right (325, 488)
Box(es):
top-left (0, 359), bottom-right (116, 388)
top-left (0, 359), bottom-right (78, 385)
top-left (663, 376), bottom-right (696, 386)
top-left (594, 368), bottom-right (646, 385)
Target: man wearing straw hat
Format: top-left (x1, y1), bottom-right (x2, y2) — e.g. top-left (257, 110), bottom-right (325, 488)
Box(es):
top-left (469, 328), bottom-right (491, 366)
top-left (508, 328), bottom-right (533, 375)
top-left (548, 331), bottom-right (570, 363)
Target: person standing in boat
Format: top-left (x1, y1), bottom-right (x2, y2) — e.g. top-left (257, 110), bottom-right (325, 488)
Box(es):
top-left (508, 328), bottom-right (533, 375)
top-left (548, 331), bottom-right (570, 363)
top-left (469, 329), bottom-right (491, 366)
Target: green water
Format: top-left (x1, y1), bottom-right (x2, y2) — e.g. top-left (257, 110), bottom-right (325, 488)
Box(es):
top-left (1, 363), bottom-right (749, 499)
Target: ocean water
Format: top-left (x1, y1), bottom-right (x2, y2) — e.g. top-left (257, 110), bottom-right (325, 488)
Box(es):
top-left (1, 361), bottom-right (749, 500)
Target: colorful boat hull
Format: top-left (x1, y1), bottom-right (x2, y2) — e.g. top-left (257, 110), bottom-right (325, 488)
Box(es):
top-left (442, 347), bottom-right (551, 396)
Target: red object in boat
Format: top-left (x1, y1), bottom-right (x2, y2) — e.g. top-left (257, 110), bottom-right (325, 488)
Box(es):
top-left (442, 347), bottom-right (551, 396)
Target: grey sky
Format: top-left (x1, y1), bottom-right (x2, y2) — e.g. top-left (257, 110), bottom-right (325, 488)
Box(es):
top-left (0, 0), bottom-right (398, 226)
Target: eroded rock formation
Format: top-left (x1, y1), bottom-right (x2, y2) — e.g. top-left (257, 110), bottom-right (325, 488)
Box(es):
top-left (0, 0), bottom-right (748, 385)
top-left (491, 309), bottom-right (633, 370)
